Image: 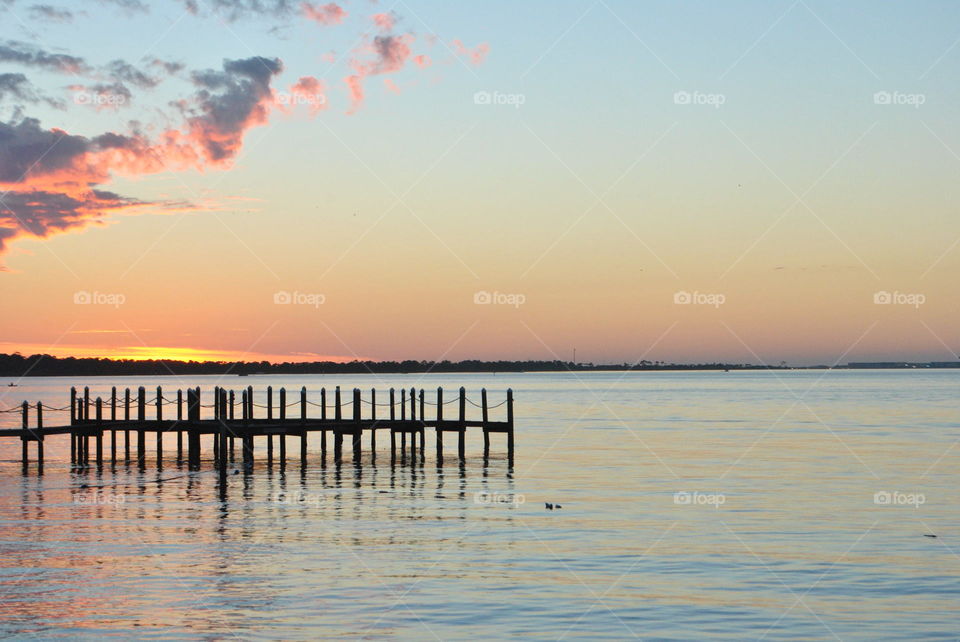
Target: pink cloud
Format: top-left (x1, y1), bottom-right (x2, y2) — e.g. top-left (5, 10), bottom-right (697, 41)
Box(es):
top-left (301, 2), bottom-right (347, 25)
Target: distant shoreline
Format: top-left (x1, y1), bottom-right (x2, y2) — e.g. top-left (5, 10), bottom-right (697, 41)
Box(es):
top-left (1, 353), bottom-right (957, 377)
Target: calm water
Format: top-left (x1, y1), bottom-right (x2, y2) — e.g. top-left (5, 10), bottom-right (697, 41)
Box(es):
top-left (0, 371), bottom-right (957, 640)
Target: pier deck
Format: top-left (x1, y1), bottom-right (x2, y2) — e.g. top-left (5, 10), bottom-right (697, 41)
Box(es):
top-left (2, 385), bottom-right (515, 473)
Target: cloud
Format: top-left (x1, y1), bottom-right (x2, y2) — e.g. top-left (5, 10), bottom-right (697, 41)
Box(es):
top-left (344, 34), bottom-right (414, 112)
top-left (0, 57), bottom-right (283, 255)
top-left (301, 1), bottom-right (345, 25)
top-left (451, 38), bottom-right (490, 65)
top-left (0, 72), bottom-right (62, 107)
top-left (371, 11), bottom-right (395, 32)
top-left (0, 40), bottom-right (88, 74)
top-left (27, 4), bottom-right (75, 22)
top-left (183, 56), bottom-right (283, 162)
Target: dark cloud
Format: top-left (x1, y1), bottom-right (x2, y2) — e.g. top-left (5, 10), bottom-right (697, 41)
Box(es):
top-left (0, 117), bottom-right (90, 183)
top-left (185, 56), bottom-right (282, 161)
top-left (0, 40), bottom-right (89, 74)
top-left (182, 0), bottom-right (297, 20)
top-left (27, 4), bottom-right (75, 22)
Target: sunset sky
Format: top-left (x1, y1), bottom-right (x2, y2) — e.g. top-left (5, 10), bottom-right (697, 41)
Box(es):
top-left (1, 1), bottom-right (958, 366)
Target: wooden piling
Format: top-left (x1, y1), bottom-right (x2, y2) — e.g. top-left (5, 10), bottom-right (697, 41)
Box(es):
top-left (95, 397), bottom-right (103, 466)
top-left (137, 386), bottom-right (145, 467)
top-left (20, 402), bottom-right (28, 465)
top-left (370, 388), bottom-right (377, 457)
top-left (177, 389), bottom-right (183, 461)
top-left (320, 387), bottom-right (327, 459)
top-left (507, 388), bottom-right (514, 459)
top-left (124, 388), bottom-right (130, 460)
top-left (279, 387), bottom-right (286, 467)
top-left (482, 388), bottom-right (489, 456)
top-left (300, 386), bottom-right (307, 463)
top-left (436, 387), bottom-right (444, 460)
top-left (36, 401), bottom-right (44, 466)
top-left (458, 386), bottom-right (466, 460)
top-left (156, 386), bottom-right (163, 459)
top-left (267, 386), bottom-right (273, 464)
top-left (390, 388), bottom-right (396, 458)
top-left (352, 388), bottom-right (362, 460)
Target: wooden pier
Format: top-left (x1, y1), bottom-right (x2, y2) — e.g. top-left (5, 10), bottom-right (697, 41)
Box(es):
top-left (2, 385), bottom-right (514, 474)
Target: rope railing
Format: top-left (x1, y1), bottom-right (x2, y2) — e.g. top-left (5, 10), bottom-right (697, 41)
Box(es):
top-left (5, 387), bottom-right (512, 423)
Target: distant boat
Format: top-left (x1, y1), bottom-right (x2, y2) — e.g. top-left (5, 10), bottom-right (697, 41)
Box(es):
top-left (238, 373), bottom-right (249, 377)
top-left (7, 383), bottom-right (17, 387)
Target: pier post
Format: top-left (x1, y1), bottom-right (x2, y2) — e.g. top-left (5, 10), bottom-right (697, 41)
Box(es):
top-left (334, 386), bottom-right (342, 462)
top-left (124, 388), bottom-right (130, 461)
top-left (320, 387), bottom-right (327, 460)
top-left (279, 388), bottom-right (286, 468)
top-left (229, 389), bottom-right (236, 461)
top-left (177, 389), bottom-right (183, 461)
top-left (110, 387), bottom-right (116, 465)
top-left (389, 388), bottom-right (396, 459)
top-left (458, 387), bottom-right (466, 461)
top-left (83, 387), bottom-right (90, 422)
top-left (370, 388), bottom-right (377, 459)
top-left (419, 389), bottom-right (425, 460)
top-left (410, 387), bottom-right (417, 453)
top-left (70, 387), bottom-right (77, 425)
top-left (137, 387), bottom-right (146, 468)
top-left (218, 389), bottom-right (228, 480)
top-left (507, 388), bottom-right (514, 461)
top-left (400, 388), bottom-right (406, 457)
top-left (95, 397), bottom-right (103, 467)
top-left (482, 388), bottom-right (489, 457)
top-left (20, 402), bottom-right (28, 466)
top-left (187, 388), bottom-right (201, 469)
top-left (353, 388), bottom-right (362, 460)
top-left (300, 386), bottom-right (307, 464)
top-left (36, 402), bottom-right (44, 468)
top-left (267, 386), bottom-right (273, 465)
top-left (156, 386), bottom-right (163, 460)
top-left (436, 387), bottom-right (444, 461)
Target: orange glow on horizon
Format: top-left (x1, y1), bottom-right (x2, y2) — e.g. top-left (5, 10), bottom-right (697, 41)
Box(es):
top-left (0, 342), bottom-right (365, 363)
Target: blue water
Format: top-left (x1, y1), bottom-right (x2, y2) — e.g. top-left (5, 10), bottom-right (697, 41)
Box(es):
top-left (0, 370), bottom-right (957, 639)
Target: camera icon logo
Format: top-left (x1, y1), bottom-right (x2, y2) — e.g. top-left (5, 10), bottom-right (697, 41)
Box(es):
top-left (874, 491), bottom-right (891, 505)
top-left (273, 290), bottom-right (292, 305)
top-left (73, 290), bottom-right (92, 304)
top-left (673, 91), bottom-right (691, 105)
top-left (473, 91), bottom-right (491, 105)
top-left (474, 290), bottom-right (492, 304)
top-left (673, 291), bottom-right (692, 305)
top-left (873, 291), bottom-right (892, 305)
top-left (673, 491), bottom-right (691, 505)
top-left (873, 91), bottom-right (892, 105)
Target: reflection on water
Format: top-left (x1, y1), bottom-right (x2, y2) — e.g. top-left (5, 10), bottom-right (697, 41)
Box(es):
top-left (0, 371), bottom-right (958, 639)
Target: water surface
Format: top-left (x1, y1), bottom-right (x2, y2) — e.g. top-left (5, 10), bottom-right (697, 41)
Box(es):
top-left (0, 371), bottom-right (957, 639)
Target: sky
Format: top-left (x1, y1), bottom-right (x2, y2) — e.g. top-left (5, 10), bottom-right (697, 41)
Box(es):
top-left (0, 0), bottom-right (958, 366)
